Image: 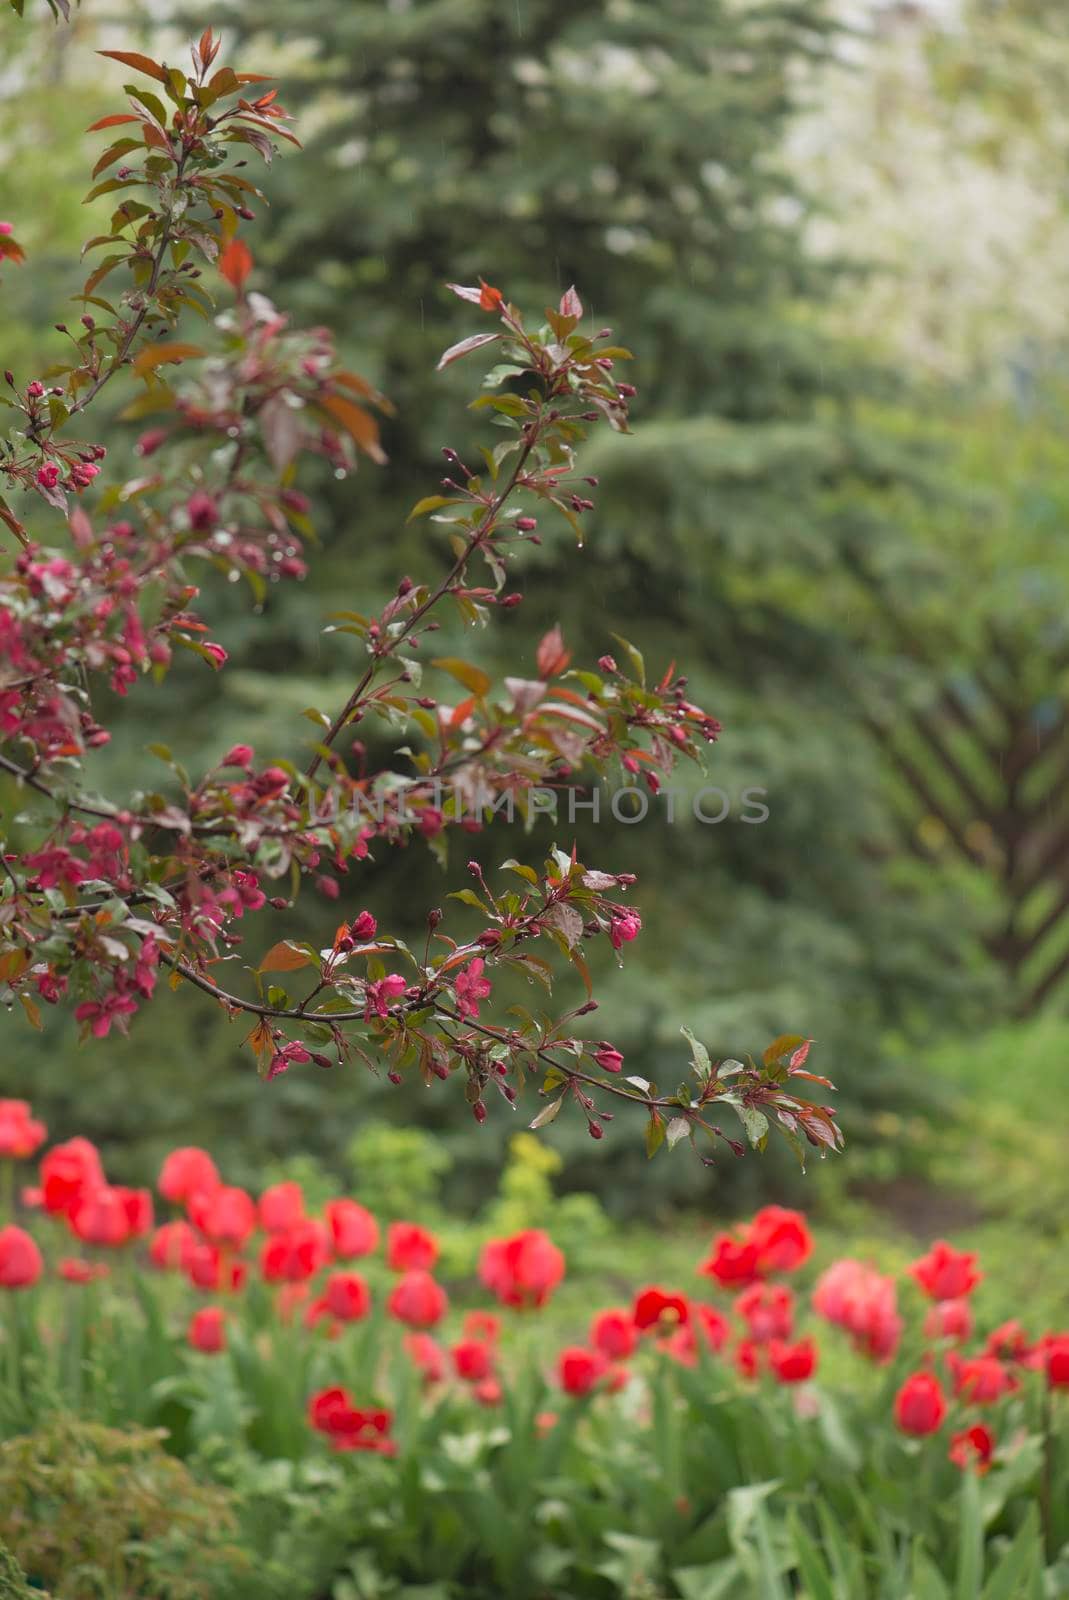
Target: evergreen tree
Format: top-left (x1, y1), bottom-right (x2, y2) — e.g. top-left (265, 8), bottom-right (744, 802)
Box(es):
top-left (2, 1), bottom-right (983, 1209)
top-left (204, 0), bottom-right (980, 1203)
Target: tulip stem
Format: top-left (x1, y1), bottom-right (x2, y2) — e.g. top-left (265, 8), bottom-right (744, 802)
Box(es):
top-left (1041, 1383), bottom-right (1053, 1562)
top-left (1, 1159), bottom-right (13, 1225)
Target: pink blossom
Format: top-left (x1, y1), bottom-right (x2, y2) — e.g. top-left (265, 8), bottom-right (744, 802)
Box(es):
top-left (364, 973), bottom-right (408, 1020)
top-left (454, 957), bottom-right (492, 1020)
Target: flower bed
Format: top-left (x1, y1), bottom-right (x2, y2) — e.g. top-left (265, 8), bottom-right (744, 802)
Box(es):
top-left (1, 1099), bottom-right (1068, 1597)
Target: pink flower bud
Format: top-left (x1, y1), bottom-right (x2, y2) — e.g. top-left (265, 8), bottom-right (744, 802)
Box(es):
top-left (26, 380), bottom-right (44, 398)
top-left (35, 463), bottom-right (60, 489)
top-left (593, 1045), bottom-right (624, 1074)
top-left (186, 491), bottom-right (219, 533)
top-left (136, 428), bottom-right (168, 458)
top-left (221, 744), bottom-right (254, 768)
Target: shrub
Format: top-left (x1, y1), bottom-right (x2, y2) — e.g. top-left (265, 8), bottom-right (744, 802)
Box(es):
top-left (0, 1418), bottom-right (252, 1598)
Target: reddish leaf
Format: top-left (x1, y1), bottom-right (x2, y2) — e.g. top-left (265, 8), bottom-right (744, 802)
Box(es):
top-left (537, 625), bottom-right (571, 679)
top-left (559, 285), bottom-right (583, 318)
top-left (257, 942), bottom-right (313, 974)
top-left (436, 332), bottom-right (500, 372)
top-left (98, 50), bottom-right (169, 84)
top-left (219, 236), bottom-right (253, 291)
top-left (318, 393), bottom-right (387, 464)
top-left (132, 341), bottom-right (204, 375)
top-left (86, 114), bottom-right (142, 131)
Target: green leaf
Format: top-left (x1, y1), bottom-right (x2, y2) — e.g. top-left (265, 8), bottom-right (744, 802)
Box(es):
top-left (681, 1024), bottom-right (711, 1078)
top-left (734, 1103), bottom-right (769, 1148)
top-left (785, 1515), bottom-right (836, 1600)
top-left (956, 1470), bottom-right (984, 1600)
top-left (529, 1095), bottom-right (565, 1130)
top-left (609, 631), bottom-right (645, 685)
top-left (500, 859), bottom-right (539, 885)
top-left (763, 1032), bottom-right (807, 1067)
top-left (432, 657), bottom-right (492, 696)
top-left (407, 495), bottom-right (452, 521)
top-left (645, 1113), bottom-right (665, 1159)
top-left (666, 1116), bottom-right (690, 1150)
top-left (980, 1508), bottom-right (1041, 1600)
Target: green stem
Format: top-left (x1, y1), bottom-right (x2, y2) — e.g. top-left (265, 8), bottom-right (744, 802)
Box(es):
top-left (1, 1159), bottom-right (14, 1225)
top-left (1041, 1381), bottom-right (1054, 1563)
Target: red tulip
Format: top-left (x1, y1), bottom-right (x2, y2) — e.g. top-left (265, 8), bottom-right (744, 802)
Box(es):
top-left (894, 1372), bottom-right (947, 1436)
top-left (40, 1137), bottom-right (103, 1218)
top-left (591, 1308), bottom-right (638, 1361)
top-left (478, 1229), bottom-right (564, 1310)
top-left (258, 1181), bottom-right (304, 1233)
top-left (404, 1332), bottom-right (446, 1385)
top-left (307, 1386), bottom-right (394, 1453)
top-left (452, 1338), bottom-right (494, 1382)
top-left (323, 1270), bottom-right (371, 1322)
top-left (948, 1423), bottom-right (994, 1474)
top-left (473, 1376), bottom-right (503, 1407)
top-left (116, 1186), bottom-right (153, 1238)
top-left (908, 1241), bottom-right (982, 1301)
top-left (259, 1218), bottom-right (331, 1283)
top-left (923, 1298), bottom-right (973, 1343)
top-left (324, 1198), bottom-right (379, 1259)
top-left (632, 1286), bottom-right (689, 1332)
top-left (59, 1257), bottom-right (108, 1284)
top-left (0, 1224), bottom-right (42, 1288)
top-left (985, 1320), bottom-right (1031, 1363)
top-left (698, 1234), bottom-right (761, 1289)
top-left (185, 1242), bottom-right (247, 1294)
top-left (949, 1352), bottom-right (1018, 1405)
top-left (188, 1184), bottom-right (256, 1248)
top-left (695, 1304), bottom-right (732, 1353)
top-left (387, 1270), bottom-right (448, 1328)
top-left (768, 1337), bottom-right (818, 1384)
top-left (462, 1310), bottom-right (500, 1345)
top-left (158, 1146), bottom-right (219, 1205)
top-left (149, 1220), bottom-right (197, 1271)
top-left (812, 1259), bottom-right (903, 1363)
top-left (748, 1206), bottom-right (813, 1274)
top-left (735, 1283), bottom-right (794, 1344)
top-left (386, 1221), bottom-right (439, 1272)
top-left (70, 1186), bottom-right (130, 1247)
top-left (734, 1338), bottom-right (762, 1380)
top-left (0, 1099), bottom-right (47, 1159)
top-left (557, 1346), bottom-right (606, 1397)
top-left (1045, 1334), bottom-right (1069, 1390)
top-left (188, 1305), bottom-right (226, 1353)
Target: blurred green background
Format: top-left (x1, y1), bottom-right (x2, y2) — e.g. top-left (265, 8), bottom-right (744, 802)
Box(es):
top-left (1, 0), bottom-right (1067, 1290)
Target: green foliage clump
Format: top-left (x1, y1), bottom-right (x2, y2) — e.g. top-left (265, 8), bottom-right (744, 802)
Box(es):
top-left (0, 1540), bottom-right (33, 1600)
top-left (0, 1419), bottom-right (253, 1600)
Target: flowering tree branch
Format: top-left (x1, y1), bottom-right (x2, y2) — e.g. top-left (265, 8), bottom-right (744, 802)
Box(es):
top-left (0, 16), bottom-right (842, 1167)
